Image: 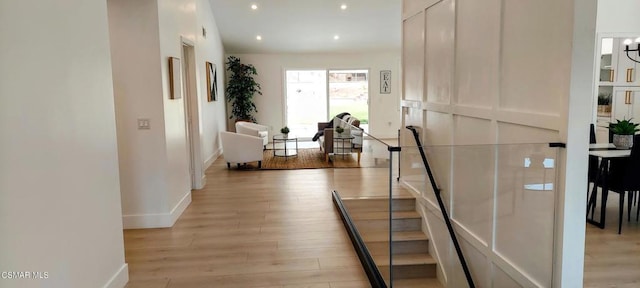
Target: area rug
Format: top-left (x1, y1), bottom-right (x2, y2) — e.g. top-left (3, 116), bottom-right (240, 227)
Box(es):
top-left (259, 148), bottom-right (360, 170)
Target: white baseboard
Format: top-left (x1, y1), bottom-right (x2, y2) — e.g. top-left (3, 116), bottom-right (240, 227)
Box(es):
top-left (200, 174), bottom-right (207, 188)
top-left (204, 148), bottom-right (222, 170)
top-left (122, 191), bottom-right (192, 229)
top-left (103, 263), bottom-right (128, 288)
top-left (169, 191), bottom-right (192, 226)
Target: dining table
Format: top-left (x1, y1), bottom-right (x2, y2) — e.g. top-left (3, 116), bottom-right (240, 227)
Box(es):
top-left (586, 144), bottom-right (631, 228)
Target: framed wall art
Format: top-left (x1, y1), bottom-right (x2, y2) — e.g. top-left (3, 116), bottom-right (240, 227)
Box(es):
top-left (206, 61), bottom-right (218, 101)
top-left (168, 57), bottom-right (182, 99)
top-left (380, 70), bottom-right (391, 94)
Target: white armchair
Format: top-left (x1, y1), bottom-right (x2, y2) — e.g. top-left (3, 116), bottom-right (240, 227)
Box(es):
top-left (220, 131), bottom-right (264, 169)
top-left (235, 121), bottom-right (269, 148)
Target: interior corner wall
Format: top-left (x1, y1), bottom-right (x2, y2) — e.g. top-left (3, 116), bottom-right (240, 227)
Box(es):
top-left (197, 0), bottom-right (227, 169)
top-left (157, 0), bottom-right (196, 217)
top-left (227, 52), bottom-right (402, 139)
top-left (107, 0), bottom-right (171, 228)
top-left (0, 0), bottom-right (127, 287)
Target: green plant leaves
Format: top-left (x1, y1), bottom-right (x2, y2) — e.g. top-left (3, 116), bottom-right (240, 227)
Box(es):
top-left (609, 118), bottom-right (640, 135)
top-left (226, 56), bottom-right (262, 122)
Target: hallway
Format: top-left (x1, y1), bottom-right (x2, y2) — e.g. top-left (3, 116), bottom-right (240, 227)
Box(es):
top-left (124, 160), bottom-right (369, 288)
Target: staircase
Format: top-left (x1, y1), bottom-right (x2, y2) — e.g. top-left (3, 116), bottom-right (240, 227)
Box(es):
top-left (341, 196), bottom-right (442, 288)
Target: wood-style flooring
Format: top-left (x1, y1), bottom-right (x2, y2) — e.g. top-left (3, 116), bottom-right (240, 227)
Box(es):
top-left (124, 159), bottom-right (370, 288)
top-left (584, 191), bottom-right (640, 287)
top-left (123, 142), bottom-right (640, 287)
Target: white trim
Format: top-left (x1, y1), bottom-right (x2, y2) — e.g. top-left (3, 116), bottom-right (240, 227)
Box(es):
top-left (103, 264), bottom-right (128, 288)
top-left (180, 36), bottom-right (195, 47)
top-left (204, 147), bottom-right (222, 170)
top-left (170, 191), bottom-right (192, 226)
top-left (122, 191), bottom-right (192, 229)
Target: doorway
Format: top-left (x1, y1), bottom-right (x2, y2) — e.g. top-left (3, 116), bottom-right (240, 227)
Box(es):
top-left (181, 40), bottom-right (203, 189)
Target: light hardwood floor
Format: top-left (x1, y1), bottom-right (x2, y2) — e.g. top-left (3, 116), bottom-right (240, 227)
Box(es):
top-left (124, 159), bottom-right (371, 288)
top-left (123, 143), bottom-right (640, 288)
top-left (584, 191), bottom-right (640, 287)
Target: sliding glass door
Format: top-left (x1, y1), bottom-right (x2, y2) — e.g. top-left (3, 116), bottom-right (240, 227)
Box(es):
top-left (285, 69), bottom-right (369, 139)
top-left (285, 70), bottom-right (327, 139)
top-left (329, 69), bottom-right (369, 133)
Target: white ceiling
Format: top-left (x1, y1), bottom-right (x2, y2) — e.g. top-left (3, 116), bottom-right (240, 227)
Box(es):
top-left (207, 0), bottom-right (402, 54)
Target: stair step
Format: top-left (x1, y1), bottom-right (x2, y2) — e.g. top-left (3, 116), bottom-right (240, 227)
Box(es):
top-left (341, 196), bottom-right (416, 212)
top-left (363, 231), bottom-right (430, 254)
top-left (361, 230), bottom-right (428, 242)
top-left (354, 217), bottom-right (421, 232)
top-left (374, 253), bottom-right (437, 266)
top-left (349, 211), bottom-right (421, 221)
top-left (392, 278), bottom-right (443, 288)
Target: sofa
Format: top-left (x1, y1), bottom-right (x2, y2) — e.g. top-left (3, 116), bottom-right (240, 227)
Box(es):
top-left (318, 115), bottom-right (363, 163)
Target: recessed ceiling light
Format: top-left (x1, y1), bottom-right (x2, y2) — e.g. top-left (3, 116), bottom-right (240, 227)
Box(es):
top-left (334, 35), bottom-right (340, 40)
top-left (251, 4), bottom-right (258, 10)
top-left (256, 35), bottom-right (262, 41)
top-left (340, 4), bottom-right (347, 10)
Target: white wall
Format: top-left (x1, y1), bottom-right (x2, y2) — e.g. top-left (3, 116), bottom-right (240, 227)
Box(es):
top-left (108, 0), bottom-right (227, 229)
top-left (228, 52), bottom-right (402, 138)
top-left (596, 0), bottom-right (640, 34)
top-left (0, 0), bottom-right (128, 287)
top-left (157, 0), bottom-right (197, 219)
top-left (400, 0), bottom-right (596, 287)
top-left (197, 0), bottom-right (228, 169)
top-left (108, 0), bottom-right (171, 226)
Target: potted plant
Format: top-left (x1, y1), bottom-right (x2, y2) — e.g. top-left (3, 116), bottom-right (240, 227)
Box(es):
top-left (335, 127), bottom-right (344, 135)
top-left (280, 126), bottom-right (290, 138)
top-left (225, 56), bottom-right (262, 122)
top-left (597, 93), bottom-right (611, 114)
top-left (609, 118), bottom-right (639, 149)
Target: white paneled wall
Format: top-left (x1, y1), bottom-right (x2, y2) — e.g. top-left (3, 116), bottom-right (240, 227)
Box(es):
top-left (400, 0), bottom-right (596, 287)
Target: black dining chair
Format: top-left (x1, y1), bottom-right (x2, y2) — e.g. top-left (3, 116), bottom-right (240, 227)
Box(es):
top-left (602, 134), bottom-right (640, 234)
top-left (588, 124), bottom-right (599, 196)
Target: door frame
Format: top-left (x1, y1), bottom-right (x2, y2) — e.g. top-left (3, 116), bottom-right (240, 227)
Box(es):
top-left (181, 37), bottom-right (204, 189)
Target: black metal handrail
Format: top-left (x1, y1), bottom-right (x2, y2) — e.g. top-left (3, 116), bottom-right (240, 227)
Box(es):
top-left (405, 126), bottom-right (476, 288)
top-left (332, 191), bottom-right (387, 288)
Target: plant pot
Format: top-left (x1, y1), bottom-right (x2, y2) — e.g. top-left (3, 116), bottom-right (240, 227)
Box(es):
top-left (612, 134), bottom-right (633, 149)
top-left (283, 133), bottom-right (288, 138)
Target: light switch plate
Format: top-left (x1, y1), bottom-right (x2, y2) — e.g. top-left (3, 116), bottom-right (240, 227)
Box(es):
top-left (138, 118), bottom-right (150, 129)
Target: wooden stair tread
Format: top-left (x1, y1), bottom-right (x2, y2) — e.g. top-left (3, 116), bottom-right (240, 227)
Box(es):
top-left (360, 230), bottom-right (428, 242)
top-left (392, 278), bottom-right (443, 288)
top-left (350, 211), bottom-right (421, 220)
top-left (341, 195), bottom-right (415, 201)
top-left (373, 253), bottom-right (436, 266)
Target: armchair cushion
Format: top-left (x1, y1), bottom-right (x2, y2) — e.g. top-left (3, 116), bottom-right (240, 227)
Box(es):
top-left (235, 121), bottom-right (269, 147)
top-left (220, 131), bottom-right (264, 168)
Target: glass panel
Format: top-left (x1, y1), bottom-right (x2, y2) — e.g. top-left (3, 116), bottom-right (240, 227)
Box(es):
top-left (285, 70), bottom-right (327, 139)
top-left (329, 70), bottom-right (369, 133)
top-left (494, 144), bottom-right (557, 287)
top-left (331, 123), bottom-right (560, 288)
top-left (330, 117), bottom-right (394, 285)
top-left (397, 137), bottom-right (559, 288)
